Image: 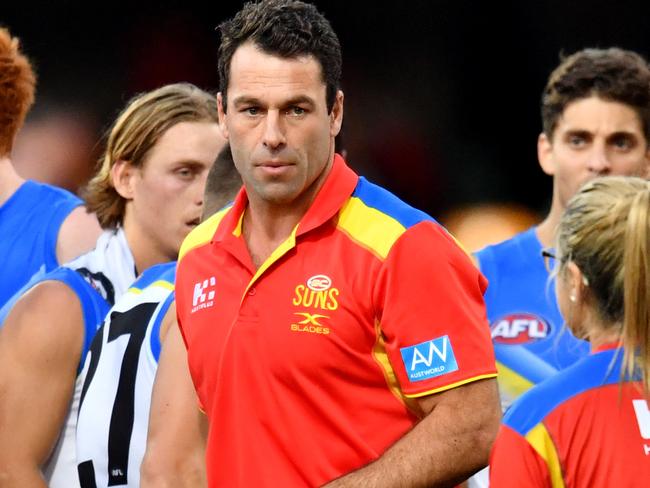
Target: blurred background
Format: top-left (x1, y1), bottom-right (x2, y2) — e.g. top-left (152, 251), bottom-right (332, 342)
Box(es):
top-left (4, 0), bottom-right (650, 249)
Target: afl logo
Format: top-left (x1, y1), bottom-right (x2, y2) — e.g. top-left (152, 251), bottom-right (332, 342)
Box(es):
top-left (491, 313), bottom-right (551, 344)
top-left (307, 275), bottom-right (331, 291)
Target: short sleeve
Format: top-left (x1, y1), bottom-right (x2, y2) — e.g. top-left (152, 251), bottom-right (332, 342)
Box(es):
top-left (373, 221), bottom-right (496, 397)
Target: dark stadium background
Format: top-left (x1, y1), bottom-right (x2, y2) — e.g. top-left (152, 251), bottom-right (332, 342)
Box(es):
top-left (4, 0), bottom-right (650, 226)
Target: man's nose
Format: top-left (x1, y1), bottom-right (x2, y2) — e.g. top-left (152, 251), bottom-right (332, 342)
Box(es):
top-left (262, 110), bottom-right (286, 150)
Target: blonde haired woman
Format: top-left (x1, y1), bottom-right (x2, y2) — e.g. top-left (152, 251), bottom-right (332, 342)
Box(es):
top-left (490, 175), bottom-right (650, 487)
top-left (0, 83), bottom-right (225, 487)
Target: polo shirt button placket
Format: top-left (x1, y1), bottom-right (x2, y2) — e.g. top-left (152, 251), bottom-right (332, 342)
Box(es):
top-left (248, 287), bottom-right (256, 296)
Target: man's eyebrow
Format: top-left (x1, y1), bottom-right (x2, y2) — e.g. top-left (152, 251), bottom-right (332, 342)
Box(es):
top-left (231, 95), bottom-right (262, 106)
top-left (283, 95), bottom-right (316, 106)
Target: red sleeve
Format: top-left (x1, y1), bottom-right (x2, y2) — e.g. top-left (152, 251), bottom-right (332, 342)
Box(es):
top-left (374, 221), bottom-right (496, 397)
top-left (490, 424), bottom-right (551, 487)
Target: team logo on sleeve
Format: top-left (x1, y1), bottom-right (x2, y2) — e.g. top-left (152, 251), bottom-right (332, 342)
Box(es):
top-left (491, 313), bottom-right (551, 344)
top-left (400, 335), bottom-right (458, 382)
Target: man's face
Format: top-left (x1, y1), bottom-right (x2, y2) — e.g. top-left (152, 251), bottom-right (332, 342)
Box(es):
top-left (218, 42), bottom-right (343, 209)
top-left (539, 96), bottom-right (650, 209)
top-left (129, 121), bottom-right (225, 260)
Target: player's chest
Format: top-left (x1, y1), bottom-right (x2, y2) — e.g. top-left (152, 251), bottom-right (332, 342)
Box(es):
top-left (181, 238), bottom-right (382, 369)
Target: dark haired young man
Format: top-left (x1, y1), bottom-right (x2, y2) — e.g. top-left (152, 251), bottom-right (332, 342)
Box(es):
top-left (476, 48), bottom-right (650, 410)
top-left (174, 1), bottom-right (500, 487)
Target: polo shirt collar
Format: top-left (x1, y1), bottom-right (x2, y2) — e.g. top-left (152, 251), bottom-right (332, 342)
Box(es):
top-left (212, 153), bottom-right (358, 243)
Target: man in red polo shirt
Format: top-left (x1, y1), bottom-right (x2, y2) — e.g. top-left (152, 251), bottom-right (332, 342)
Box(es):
top-left (174, 1), bottom-right (501, 486)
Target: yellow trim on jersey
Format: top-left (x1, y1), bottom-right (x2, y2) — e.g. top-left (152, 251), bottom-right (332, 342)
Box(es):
top-left (129, 280), bottom-right (175, 294)
top-left (178, 205), bottom-right (232, 262)
top-left (337, 196), bottom-right (406, 260)
top-left (233, 211), bottom-right (244, 237)
top-left (495, 360), bottom-right (535, 400)
top-left (526, 423), bottom-right (565, 488)
top-left (370, 321), bottom-right (420, 414)
top-left (242, 225), bottom-right (299, 299)
top-left (403, 373), bottom-right (498, 398)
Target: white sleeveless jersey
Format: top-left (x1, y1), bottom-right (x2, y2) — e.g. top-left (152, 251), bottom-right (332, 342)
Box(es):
top-left (34, 228), bottom-right (136, 488)
top-left (76, 262), bottom-right (176, 488)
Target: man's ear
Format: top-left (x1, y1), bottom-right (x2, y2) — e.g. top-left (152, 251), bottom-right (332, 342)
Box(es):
top-left (538, 132), bottom-right (555, 177)
top-left (329, 90), bottom-right (344, 138)
top-left (217, 92), bottom-right (229, 140)
top-left (111, 160), bottom-right (137, 200)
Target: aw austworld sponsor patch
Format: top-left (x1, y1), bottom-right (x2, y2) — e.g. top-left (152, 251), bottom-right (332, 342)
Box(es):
top-left (400, 335), bottom-right (458, 382)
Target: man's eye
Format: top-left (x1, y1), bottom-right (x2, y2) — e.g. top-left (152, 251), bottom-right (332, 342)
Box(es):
top-left (288, 106), bottom-right (306, 116)
top-left (243, 107), bottom-right (259, 115)
top-left (612, 137), bottom-right (633, 150)
top-left (568, 135), bottom-right (586, 147)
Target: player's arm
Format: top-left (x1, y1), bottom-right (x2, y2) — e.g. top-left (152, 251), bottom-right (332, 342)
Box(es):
top-left (141, 304), bottom-right (207, 488)
top-left (326, 222), bottom-right (501, 487)
top-left (323, 378), bottom-right (500, 487)
top-left (0, 281), bottom-right (84, 487)
top-left (56, 206), bottom-right (102, 264)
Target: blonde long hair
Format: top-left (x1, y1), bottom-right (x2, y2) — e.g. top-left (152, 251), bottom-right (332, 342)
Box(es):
top-left (84, 83), bottom-right (218, 228)
top-left (557, 176), bottom-right (650, 393)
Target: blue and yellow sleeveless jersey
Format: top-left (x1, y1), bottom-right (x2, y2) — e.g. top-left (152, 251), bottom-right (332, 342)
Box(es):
top-left (475, 228), bottom-right (589, 407)
top-left (0, 180), bottom-right (82, 308)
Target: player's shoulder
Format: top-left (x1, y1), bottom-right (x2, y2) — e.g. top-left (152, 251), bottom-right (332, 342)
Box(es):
top-left (349, 176), bottom-right (436, 229)
top-left (503, 348), bottom-right (621, 435)
top-left (474, 227), bottom-right (539, 275)
top-left (24, 179), bottom-right (82, 205)
top-left (132, 262), bottom-right (177, 291)
top-left (338, 176), bottom-right (447, 260)
top-left (179, 204), bottom-right (233, 262)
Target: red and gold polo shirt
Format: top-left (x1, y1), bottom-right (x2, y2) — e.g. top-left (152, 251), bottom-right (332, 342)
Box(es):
top-left (176, 154), bottom-right (496, 487)
top-left (490, 344), bottom-right (650, 487)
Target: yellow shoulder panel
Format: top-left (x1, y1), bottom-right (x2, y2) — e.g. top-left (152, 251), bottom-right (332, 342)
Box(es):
top-left (336, 197), bottom-right (406, 260)
top-left (178, 206), bottom-right (231, 262)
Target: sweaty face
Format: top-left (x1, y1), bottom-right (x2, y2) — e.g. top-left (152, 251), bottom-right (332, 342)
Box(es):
top-left (218, 42), bottom-right (343, 210)
top-left (130, 121), bottom-right (225, 261)
top-left (539, 96), bottom-right (650, 210)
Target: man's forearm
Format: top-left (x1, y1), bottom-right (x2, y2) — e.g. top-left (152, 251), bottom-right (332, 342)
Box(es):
top-left (0, 463), bottom-right (48, 488)
top-left (323, 378), bottom-right (500, 488)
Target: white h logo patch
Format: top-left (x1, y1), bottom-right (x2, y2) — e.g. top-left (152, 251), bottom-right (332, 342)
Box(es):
top-left (193, 277), bottom-right (216, 307)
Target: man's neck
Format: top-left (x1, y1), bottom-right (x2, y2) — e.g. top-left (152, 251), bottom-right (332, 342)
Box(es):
top-left (0, 157), bottom-right (25, 206)
top-left (242, 197), bottom-right (308, 269)
top-left (535, 192), bottom-right (564, 248)
top-left (242, 154), bottom-right (335, 269)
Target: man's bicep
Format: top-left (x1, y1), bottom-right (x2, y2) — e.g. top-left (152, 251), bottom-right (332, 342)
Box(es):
top-left (377, 222), bottom-right (496, 399)
top-left (0, 281), bottom-right (83, 467)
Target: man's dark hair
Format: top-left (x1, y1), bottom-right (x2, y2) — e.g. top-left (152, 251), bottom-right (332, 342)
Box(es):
top-left (542, 48), bottom-right (650, 142)
top-left (202, 144), bottom-right (242, 220)
top-left (217, 0), bottom-right (342, 113)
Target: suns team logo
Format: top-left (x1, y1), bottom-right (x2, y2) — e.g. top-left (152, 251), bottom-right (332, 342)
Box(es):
top-left (290, 274), bottom-right (339, 334)
top-left (491, 313), bottom-right (551, 344)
